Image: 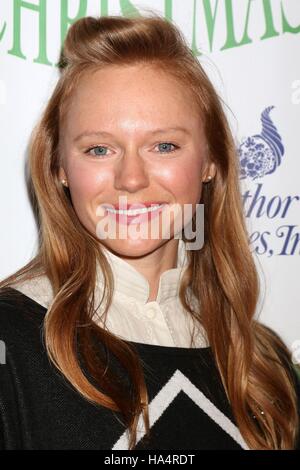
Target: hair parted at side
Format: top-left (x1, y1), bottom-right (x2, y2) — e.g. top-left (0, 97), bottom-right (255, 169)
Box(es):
top-left (1, 11), bottom-right (299, 449)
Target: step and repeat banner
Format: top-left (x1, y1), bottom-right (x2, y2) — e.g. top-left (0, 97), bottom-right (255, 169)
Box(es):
top-left (0, 1), bottom-right (299, 355)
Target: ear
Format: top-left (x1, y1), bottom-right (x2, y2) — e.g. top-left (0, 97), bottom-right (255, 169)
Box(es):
top-left (58, 167), bottom-right (67, 181)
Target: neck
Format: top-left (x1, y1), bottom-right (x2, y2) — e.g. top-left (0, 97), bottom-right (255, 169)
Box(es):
top-left (113, 239), bottom-right (179, 302)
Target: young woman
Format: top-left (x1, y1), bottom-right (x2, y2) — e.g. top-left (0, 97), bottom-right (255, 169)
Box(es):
top-left (0, 13), bottom-right (299, 450)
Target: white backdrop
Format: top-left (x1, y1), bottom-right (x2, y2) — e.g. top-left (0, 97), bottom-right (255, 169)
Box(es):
top-left (0, 0), bottom-right (299, 354)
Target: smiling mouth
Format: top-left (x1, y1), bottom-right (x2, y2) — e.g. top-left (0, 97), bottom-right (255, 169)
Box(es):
top-left (104, 203), bottom-right (166, 216)
top-left (102, 203), bottom-right (168, 226)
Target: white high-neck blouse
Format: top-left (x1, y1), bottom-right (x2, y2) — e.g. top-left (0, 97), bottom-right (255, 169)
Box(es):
top-left (11, 239), bottom-right (209, 348)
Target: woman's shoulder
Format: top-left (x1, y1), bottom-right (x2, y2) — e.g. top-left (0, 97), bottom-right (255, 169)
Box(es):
top-left (1, 273), bottom-right (54, 309)
top-left (291, 364), bottom-right (300, 449)
top-left (291, 363), bottom-right (300, 403)
top-left (0, 284), bottom-right (48, 343)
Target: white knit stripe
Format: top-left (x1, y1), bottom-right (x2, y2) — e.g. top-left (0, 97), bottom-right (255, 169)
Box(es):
top-left (112, 369), bottom-right (250, 450)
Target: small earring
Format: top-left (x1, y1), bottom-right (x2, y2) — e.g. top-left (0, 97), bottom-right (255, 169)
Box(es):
top-left (61, 179), bottom-right (68, 187)
top-left (204, 175), bottom-right (212, 183)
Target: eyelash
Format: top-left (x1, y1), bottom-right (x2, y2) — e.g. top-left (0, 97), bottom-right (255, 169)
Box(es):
top-left (84, 142), bottom-right (180, 157)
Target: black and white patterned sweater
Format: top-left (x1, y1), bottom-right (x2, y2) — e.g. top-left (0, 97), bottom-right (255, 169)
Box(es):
top-left (0, 288), bottom-right (299, 450)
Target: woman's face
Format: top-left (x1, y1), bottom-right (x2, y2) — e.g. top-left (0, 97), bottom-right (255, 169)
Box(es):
top-left (59, 63), bottom-right (215, 257)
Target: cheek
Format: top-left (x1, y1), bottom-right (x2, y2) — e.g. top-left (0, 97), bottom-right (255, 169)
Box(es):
top-left (66, 162), bottom-right (109, 204)
top-left (65, 162), bottom-right (113, 231)
top-left (65, 162), bottom-right (113, 234)
top-left (158, 160), bottom-right (203, 203)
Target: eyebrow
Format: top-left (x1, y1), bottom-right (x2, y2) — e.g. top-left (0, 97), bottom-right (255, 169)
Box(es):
top-left (73, 127), bottom-right (191, 143)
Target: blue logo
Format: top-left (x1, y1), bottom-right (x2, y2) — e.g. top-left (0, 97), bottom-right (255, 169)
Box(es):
top-left (238, 106), bottom-right (285, 180)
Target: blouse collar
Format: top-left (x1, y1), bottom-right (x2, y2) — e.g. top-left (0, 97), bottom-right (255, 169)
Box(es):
top-left (96, 239), bottom-right (189, 305)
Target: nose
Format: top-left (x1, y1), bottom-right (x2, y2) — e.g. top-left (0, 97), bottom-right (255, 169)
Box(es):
top-left (113, 146), bottom-right (149, 193)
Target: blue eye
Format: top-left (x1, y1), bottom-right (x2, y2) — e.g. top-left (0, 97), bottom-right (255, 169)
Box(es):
top-left (156, 142), bottom-right (179, 153)
top-left (85, 146), bottom-right (109, 157)
top-left (85, 142), bottom-right (179, 157)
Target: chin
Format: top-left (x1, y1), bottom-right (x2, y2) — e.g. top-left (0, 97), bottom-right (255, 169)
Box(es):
top-left (102, 238), bottom-right (166, 258)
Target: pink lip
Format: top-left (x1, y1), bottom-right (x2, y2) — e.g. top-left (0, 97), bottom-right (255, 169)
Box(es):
top-left (104, 203), bottom-right (167, 225)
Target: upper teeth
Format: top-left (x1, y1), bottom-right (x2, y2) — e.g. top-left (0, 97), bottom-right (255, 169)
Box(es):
top-left (105, 204), bottom-right (164, 215)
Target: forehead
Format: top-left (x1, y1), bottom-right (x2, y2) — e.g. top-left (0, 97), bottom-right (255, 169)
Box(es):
top-left (64, 64), bottom-right (202, 130)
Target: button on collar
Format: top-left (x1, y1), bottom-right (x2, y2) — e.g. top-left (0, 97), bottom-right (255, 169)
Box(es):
top-left (145, 304), bottom-right (157, 319)
top-left (144, 301), bottom-right (163, 319)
